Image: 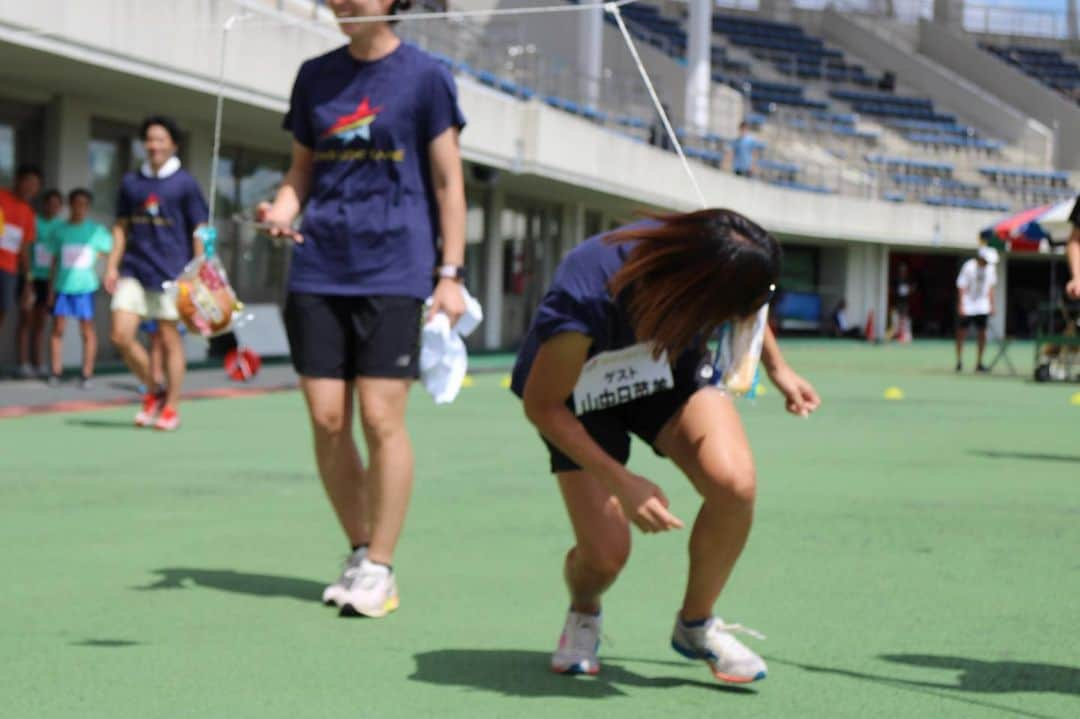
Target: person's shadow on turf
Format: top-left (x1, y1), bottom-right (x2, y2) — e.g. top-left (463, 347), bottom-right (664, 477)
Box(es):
top-left (781, 654), bottom-right (1080, 696)
top-left (409, 649), bottom-right (754, 699)
top-left (880, 654), bottom-right (1080, 695)
top-left (135, 568), bottom-right (322, 602)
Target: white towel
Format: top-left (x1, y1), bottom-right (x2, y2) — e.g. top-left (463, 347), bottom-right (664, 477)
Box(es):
top-left (420, 287), bottom-right (483, 404)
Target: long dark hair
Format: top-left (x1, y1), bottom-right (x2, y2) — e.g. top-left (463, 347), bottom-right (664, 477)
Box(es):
top-left (607, 208), bottom-right (781, 359)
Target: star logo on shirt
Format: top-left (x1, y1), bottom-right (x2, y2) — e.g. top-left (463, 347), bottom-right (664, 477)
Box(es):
top-left (322, 98), bottom-right (382, 143)
top-left (142, 193), bottom-right (161, 217)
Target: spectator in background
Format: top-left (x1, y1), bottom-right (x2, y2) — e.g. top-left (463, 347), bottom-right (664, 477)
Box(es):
top-left (0, 165), bottom-right (40, 347)
top-left (46, 189), bottom-right (112, 388)
top-left (648, 102), bottom-right (674, 151)
top-left (1067, 195), bottom-right (1080, 300)
top-left (17, 188), bottom-right (63, 379)
top-left (830, 299), bottom-right (863, 339)
top-left (877, 70), bottom-right (896, 93)
top-left (955, 247), bottom-right (998, 373)
top-left (729, 121), bottom-right (762, 178)
top-left (105, 115), bottom-right (208, 430)
top-left (887, 262), bottom-right (914, 343)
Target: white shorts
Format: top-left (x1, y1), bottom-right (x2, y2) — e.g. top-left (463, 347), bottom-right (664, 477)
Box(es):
top-left (110, 277), bottom-right (179, 321)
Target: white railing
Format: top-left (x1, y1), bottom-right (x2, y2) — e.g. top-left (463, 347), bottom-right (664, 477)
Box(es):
top-left (253, 0), bottom-right (1054, 209)
top-left (964, 4), bottom-right (1070, 39)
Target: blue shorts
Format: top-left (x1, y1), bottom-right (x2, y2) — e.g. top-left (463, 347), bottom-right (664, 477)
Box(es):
top-left (138, 319), bottom-right (185, 336)
top-left (54, 292), bottom-right (96, 320)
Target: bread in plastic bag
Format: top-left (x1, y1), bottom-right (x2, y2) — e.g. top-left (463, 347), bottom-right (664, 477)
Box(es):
top-left (164, 255), bottom-right (241, 338)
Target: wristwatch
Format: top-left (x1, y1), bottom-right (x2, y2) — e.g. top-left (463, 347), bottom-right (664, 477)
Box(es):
top-left (435, 264), bottom-right (465, 281)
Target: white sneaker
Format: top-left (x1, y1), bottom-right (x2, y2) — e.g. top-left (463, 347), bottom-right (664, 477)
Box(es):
top-left (321, 546), bottom-right (368, 606)
top-left (551, 610), bottom-right (601, 675)
top-left (670, 615), bottom-right (767, 683)
top-left (338, 558), bottom-right (399, 618)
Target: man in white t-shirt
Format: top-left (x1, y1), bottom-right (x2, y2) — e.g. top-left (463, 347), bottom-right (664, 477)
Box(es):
top-left (955, 247), bottom-right (998, 373)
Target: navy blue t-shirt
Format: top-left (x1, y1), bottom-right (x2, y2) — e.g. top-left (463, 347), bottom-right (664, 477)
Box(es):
top-left (512, 227), bottom-right (708, 398)
top-left (283, 42), bottom-right (466, 299)
top-left (116, 168), bottom-right (208, 289)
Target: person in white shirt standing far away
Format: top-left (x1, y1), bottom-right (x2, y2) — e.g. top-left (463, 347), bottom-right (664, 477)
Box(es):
top-left (954, 247), bottom-right (998, 374)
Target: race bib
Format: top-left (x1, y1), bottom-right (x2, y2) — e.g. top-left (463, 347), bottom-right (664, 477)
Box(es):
top-left (572, 342), bottom-right (674, 416)
top-left (0, 226), bottom-right (23, 253)
top-left (34, 243), bottom-right (53, 269)
top-left (62, 243), bottom-right (95, 270)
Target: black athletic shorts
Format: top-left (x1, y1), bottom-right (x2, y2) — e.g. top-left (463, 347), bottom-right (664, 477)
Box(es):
top-left (15, 276), bottom-right (50, 309)
top-left (958, 313), bottom-right (989, 330)
top-left (284, 293), bottom-right (423, 380)
top-left (542, 349), bottom-right (714, 473)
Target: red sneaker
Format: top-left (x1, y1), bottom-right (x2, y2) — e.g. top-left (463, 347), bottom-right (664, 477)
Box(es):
top-left (154, 406), bottom-right (181, 432)
top-left (135, 392), bottom-right (165, 427)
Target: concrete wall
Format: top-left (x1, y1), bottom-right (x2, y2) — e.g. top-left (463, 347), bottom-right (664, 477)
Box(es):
top-left (918, 18), bottom-right (1080, 169)
top-left (821, 8), bottom-right (1053, 165)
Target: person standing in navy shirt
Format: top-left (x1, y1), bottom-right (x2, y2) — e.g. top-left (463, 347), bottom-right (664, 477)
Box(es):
top-left (105, 116), bottom-right (208, 431)
top-left (257, 0), bottom-right (467, 618)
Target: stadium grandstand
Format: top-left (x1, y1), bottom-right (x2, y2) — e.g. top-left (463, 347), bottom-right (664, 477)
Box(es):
top-left (0, 0), bottom-right (1076, 368)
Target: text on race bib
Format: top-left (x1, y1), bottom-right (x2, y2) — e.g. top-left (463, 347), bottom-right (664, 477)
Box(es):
top-left (61, 244), bottom-right (96, 270)
top-left (0, 226), bottom-right (24, 253)
top-left (572, 343), bottom-right (674, 416)
top-left (34, 244), bottom-right (53, 268)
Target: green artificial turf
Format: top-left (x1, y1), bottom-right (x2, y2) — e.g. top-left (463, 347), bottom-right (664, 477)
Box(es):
top-left (2, 341), bottom-right (1078, 718)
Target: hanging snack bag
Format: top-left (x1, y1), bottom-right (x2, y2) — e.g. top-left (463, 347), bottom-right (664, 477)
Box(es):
top-left (165, 255), bottom-right (242, 337)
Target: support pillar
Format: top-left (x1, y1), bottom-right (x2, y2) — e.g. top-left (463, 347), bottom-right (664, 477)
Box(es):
top-left (579, 6), bottom-right (603, 109)
top-left (685, 0), bottom-right (712, 136)
top-left (483, 188), bottom-right (505, 350)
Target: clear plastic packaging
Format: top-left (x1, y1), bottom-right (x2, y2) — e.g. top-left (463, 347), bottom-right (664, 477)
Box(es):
top-left (164, 255), bottom-right (242, 338)
top-left (717, 304), bottom-right (769, 396)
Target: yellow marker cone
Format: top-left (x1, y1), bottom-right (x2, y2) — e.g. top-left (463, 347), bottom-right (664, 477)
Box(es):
top-left (1070, 391), bottom-right (1080, 406)
top-left (461, 375), bottom-right (474, 388)
top-left (499, 375), bottom-right (512, 389)
top-left (883, 387), bottom-right (904, 401)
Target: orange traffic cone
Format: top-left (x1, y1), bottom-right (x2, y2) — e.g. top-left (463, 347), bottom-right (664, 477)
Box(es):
top-left (864, 310), bottom-right (875, 342)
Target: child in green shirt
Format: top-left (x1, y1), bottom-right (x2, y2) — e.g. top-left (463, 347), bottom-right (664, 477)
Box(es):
top-left (48, 188), bottom-right (113, 388)
top-left (16, 189), bottom-right (63, 378)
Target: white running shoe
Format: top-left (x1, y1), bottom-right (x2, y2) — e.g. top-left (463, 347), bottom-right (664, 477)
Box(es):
top-left (551, 610), bottom-right (601, 675)
top-left (670, 615), bottom-right (767, 684)
top-left (321, 546), bottom-right (368, 606)
top-left (338, 558), bottom-right (399, 618)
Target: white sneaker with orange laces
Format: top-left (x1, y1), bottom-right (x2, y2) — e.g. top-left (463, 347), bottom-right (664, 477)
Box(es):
top-left (670, 615), bottom-right (767, 684)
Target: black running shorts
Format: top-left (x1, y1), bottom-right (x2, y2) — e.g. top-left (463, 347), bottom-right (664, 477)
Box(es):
top-left (958, 313), bottom-right (989, 330)
top-left (541, 350), bottom-right (714, 474)
top-left (16, 277), bottom-right (51, 309)
top-left (284, 293), bottom-right (423, 380)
